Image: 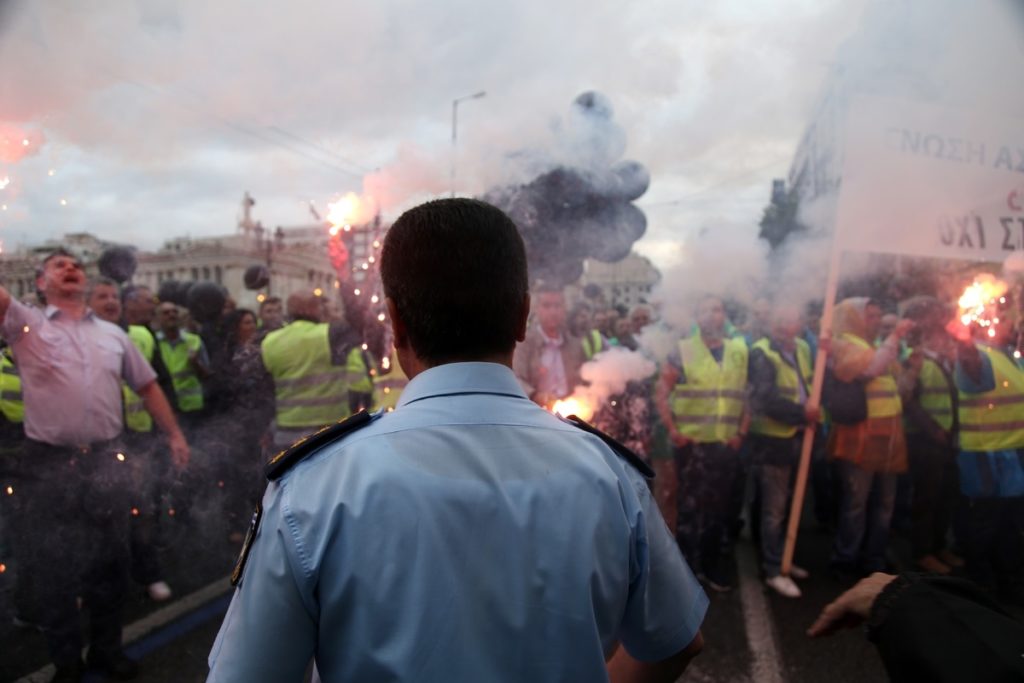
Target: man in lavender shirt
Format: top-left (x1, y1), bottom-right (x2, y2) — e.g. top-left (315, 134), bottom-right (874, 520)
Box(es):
top-left (513, 286), bottom-right (586, 407)
top-left (0, 249), bottom-right (189, 682)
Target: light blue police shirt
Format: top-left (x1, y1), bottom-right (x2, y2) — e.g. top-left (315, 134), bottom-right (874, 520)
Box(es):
top-left (208, 362), bottom-right (707, 683)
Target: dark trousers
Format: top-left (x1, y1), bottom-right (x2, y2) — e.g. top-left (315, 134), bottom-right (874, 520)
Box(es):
top-left (124, 431), bottom-right (166, 586)
top-left (907, 437), bottom-right (958, 560)
top-left (1, 436), bottom-right (40, 621)
top-left (963, 497), bottom-right (1024, 591)
top-left (17, 439), bottom-right (132, 666)
top-left (811, 432), bottom-right (838, 528)
top-left (674, 442), bottom-right (740, 577)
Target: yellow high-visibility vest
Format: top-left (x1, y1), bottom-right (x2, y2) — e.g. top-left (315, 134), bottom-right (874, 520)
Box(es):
top-left (124, 325), bottom-right (155, 432)
top-left (842, 334), bottom-right (901, 418)
top-left (959, 345), bottom-right (1024, 451)
top-left (671, 335), bottom-right (748, 443)
top-left (262, 321), bottom-right (350, 429)
top-left (905, 354), bottom-right (954, 433)
top-left (582, 330), bottom-right (603, 360)
top-left (158, 332), bottom-right (205, 413)
top-left (750, 337), bottom-right (812, 439)
top-left (0, 348), bottom-right (23, 424)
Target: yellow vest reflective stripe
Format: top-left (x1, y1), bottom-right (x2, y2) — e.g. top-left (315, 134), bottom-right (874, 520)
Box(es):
top-left (262, 321), bottom-right (349, 428)
top-left (159, 332), bottom-right (204, 413)
top-left (582, 330), bottom-right (603, 360)
top-left (842, 334), bottom-right (901, 418)
top-left (750, 337), bottom-right (812, 439)
top-left (373, 352), bottom-right (407, 412)
top-left (671, 335), bottom-right (748, 443)
top-left (906, 355), bottom-right (954, 433)
top-left (959, 346), bottom-right (1024, 451)
top-left (0, 350), bottom-right (24, 424)
top-left (124, 326), bottom-right (155, 432)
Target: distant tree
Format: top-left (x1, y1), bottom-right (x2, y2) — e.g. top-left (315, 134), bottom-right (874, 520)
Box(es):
top-left (758, 186), bottom-right (807, 250)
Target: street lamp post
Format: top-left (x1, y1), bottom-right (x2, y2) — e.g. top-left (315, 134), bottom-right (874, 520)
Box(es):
top-left (450, 90), bottom-right (486, 198)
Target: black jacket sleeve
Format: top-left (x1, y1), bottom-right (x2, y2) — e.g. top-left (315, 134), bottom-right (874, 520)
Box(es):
top-left (868, 574), bottom-right (1024, 683)
top-left (748, 348), bottom-right (806, 427)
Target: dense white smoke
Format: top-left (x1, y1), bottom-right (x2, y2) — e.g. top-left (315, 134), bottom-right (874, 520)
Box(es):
top-left (562, 346), bottom-right (656, 415)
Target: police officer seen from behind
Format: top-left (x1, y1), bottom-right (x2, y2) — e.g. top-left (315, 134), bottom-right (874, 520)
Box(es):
top-left (208, 198), bottom-right (707, 682)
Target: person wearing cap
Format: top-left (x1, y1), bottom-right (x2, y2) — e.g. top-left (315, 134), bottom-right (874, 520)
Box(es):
top-left (0, 249), bottom-right (189, 682)
top-left (209, 198), bottom-right (707, 682)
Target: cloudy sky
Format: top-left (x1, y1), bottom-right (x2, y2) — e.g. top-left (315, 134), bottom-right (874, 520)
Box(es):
top-left (0, 0), bottom-right (867, 269)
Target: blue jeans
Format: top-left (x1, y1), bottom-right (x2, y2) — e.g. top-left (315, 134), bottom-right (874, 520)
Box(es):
top-left (831, 460), bottom-right (898, 573)
top-left (756, 462), bottom-right (795, 577)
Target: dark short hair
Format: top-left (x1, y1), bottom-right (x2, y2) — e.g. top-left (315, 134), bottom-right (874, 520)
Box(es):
top-left (40, 247), bottom-right (80, 269)
top-left (121, 283), bottom-right (152, 304)
top-left (381, 198), bottom-right (528, 364)
top-left (259, 296), bottom-right (282, 311)
top-left (87, 276), bottom-right (119, 295)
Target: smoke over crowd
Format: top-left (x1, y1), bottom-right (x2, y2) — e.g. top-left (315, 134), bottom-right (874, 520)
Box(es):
top-left (484, 92), bottom-right (650, 287)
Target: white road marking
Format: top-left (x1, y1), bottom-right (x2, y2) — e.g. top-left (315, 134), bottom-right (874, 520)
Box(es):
top-left (735, 541), bottom-right (784, 683)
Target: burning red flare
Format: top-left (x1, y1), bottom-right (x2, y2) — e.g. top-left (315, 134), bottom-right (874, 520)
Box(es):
top-left (950, 275), bottom-right (1009, 342)
top-left (551, 396), bottom-right (594, 421)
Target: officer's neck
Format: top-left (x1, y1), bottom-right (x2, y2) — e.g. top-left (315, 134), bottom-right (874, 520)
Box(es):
top-left (399, 348), bottom-right (514, 381)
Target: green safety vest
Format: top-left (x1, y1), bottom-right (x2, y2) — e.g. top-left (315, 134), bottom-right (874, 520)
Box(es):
top-left (842, 334), bottom-right (902, 419)
top-left (0, 349), bottom-right (24, 424)
top-left (750, 337), bottom-right (812, 439)
top-left (373, 351), bottom-right (408, 412)
top-left (158, 332), bottom-right (205, 413)
top-left (582, 330), bottom-right (604, 360)
top-left (124, 326), bottom-right (155, 432)
top-left (959, 345), bottom-right (1024, 451)
top-left (671, 335), bottom-right (748, 443)
top-left (262, 321), bottom-right (351, 429)
top-left (905, 354), bottom-right (954, 433)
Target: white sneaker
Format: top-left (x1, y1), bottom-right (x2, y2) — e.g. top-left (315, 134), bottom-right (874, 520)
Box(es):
top-left (147, 581), bottom-right (173, 602)
top-left (765, 574), bottom-right (802, 598)
top-left (789, 565), bottom-right (810, 580)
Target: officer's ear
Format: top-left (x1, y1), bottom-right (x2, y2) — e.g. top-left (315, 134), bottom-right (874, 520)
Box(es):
top-left (386, 298), bottom-right (409, 350)
top-left (515, 293), bottom-right (530, 343)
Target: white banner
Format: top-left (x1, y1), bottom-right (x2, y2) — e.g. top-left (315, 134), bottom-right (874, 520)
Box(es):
top-left (835, 96), bottom-right (1024, 262)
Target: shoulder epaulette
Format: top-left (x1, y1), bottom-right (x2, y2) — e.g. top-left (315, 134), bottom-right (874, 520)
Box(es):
top-left (265, 409), bottom-right (380, 481)
top-left (561, 414), bottom-right (655, 479)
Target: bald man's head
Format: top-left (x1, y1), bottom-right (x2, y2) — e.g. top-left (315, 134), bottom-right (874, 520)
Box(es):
top-left (287, 290), bottom-right (324, 323)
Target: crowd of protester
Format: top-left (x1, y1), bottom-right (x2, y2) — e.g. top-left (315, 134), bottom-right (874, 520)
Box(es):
top-left (511, 282), bottom-right (1024, 606)
top-left (1, 243), bottom-right (1023, 680)
top-left (0, 250), bottom-right (396, 681)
